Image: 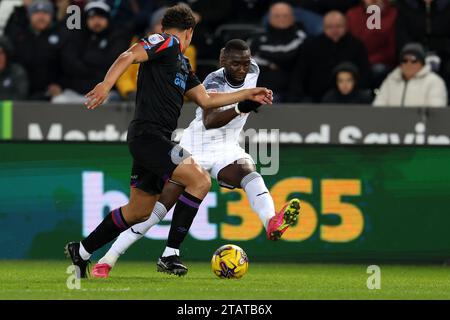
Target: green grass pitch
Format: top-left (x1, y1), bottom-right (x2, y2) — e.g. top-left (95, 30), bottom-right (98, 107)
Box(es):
top-left (0, 260), bottom-right (449, 300)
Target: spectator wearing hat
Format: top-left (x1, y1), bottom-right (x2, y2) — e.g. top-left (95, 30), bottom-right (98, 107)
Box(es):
top-left (322, 62), bottom-right (373, 104)
top-left (288, 11), bottom-right (371, 102)
top-left (57, 1), bottom-right (131, 102)
top-left (8, 0), bottom-right (63, 100)
top-left (346, 0), bottom-right (397, 88)
top-left (249, 2), bottom-right (307, 102)
top-left (396, 0), bottom-right (450, 90)
top-left (373, 43), bottom-right (448, 107)
top-left (0, 37), bottom-right (28, 100)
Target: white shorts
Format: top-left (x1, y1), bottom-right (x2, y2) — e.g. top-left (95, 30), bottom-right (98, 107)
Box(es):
top-left (179, 141), bottom-right (254, 187)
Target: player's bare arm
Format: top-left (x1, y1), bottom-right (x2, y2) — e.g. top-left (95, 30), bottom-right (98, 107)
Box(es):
top-left (185, 84), bottom-right (273, 110)
top-left (202, 107), bottom-right (239, 129)
top-left (85, 44), bottom-right (148, 109)
top-left (202, 100), bottom-right (261, 129)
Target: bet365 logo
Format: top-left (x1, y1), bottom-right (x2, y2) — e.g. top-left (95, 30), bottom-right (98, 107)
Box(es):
top-left (82, 172), bottom-right (364, 243)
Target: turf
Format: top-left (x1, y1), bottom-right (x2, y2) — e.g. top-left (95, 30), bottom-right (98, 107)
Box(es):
top-left (0, 260), bottom-right (449, 300)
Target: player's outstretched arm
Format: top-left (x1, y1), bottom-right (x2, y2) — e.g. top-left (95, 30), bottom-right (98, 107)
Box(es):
top-left (85, 44), bottom-right (148, 109)
top-left (185, 84), bottom-right (273, 110)
top-left (202, 100), bottom-right (262, 129)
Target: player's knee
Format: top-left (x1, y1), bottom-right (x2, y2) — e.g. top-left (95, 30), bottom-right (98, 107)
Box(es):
top-left (123, 203), bottom-right (151, 224)
top-left (195, 171), bottom-right (211, 194)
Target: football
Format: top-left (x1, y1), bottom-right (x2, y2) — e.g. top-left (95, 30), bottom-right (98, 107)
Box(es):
top-left (211, 244), bottom-right (249, 279)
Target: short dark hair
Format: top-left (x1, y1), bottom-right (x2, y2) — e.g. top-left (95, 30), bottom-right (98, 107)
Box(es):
top-left (161, 4), bottom-right (196, 31)
top-left (223, 39), bottom-right (250, 55)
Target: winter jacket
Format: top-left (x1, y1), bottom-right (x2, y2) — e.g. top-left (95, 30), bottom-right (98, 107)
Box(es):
top-left (250, 24), bottom-right (307, 95)
top-left (373, 64), bottom-right (447, 107)
top-left (9, 25), bottom-right (62, 100)
top-left (60, 26), bottom-right (130, 94)
top-left (288, 33), bottom-right (371, 102)
top-left (346, 1), bottom-right (397, 67)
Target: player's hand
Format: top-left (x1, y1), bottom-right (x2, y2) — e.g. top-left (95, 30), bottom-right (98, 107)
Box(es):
top-left (85, 82), bottom-right (110, 109)
top-left (246, 87), bottom-right (273, 105)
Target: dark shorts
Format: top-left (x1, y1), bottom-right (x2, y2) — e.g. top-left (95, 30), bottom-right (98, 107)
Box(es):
top-left (128, 132), bottom-right (191, 195)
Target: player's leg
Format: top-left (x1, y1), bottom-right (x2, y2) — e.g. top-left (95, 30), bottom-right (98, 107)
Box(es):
top-left (156, 157), bottom-right (211, 276)
top-left (93, 181), bottom-right (185, 277)
top-left (217, 159), bottom-right (276, 229)
top-left (217, 158), bottom-right (300, 240)
top-left (65, 187), bottom-right (158, 278)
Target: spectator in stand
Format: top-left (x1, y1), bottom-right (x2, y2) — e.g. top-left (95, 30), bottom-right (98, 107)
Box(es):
top-left (0, 37), bottom-right (28, 100)
top-left (55, 1), bottom-right (130, 103)
top-left (396, 0), bottom-right (450, 90)
top-left (4, 0), bottom-right (33, 41)
top-left (346, 0), bottom-right (397, 88)
top-left (250, 2), bottom-right (307, 102)
top-left (105, 0), bottom-right (153, 37)
top-left (322, 62), bottom-right (372, 104)
top-left (115, 6), bottom-right (197, 101)
top-left (288, 10), bottom-right (371, 102)
top-left (8, 0), bottom-right (63, 100)
top-left (373, 43), bottom-right (447, 107)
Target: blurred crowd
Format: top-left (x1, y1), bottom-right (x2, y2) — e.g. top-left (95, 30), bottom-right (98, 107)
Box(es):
top-left (0, 0), bottom-right (449, 107)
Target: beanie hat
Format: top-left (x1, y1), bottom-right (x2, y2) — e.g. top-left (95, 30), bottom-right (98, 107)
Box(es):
top-left (400, 43), bottom-right (426, 64)
top-left (28, 0), bottom-right (54, 16)
top-left (84, 1), bottom-right (111, 19)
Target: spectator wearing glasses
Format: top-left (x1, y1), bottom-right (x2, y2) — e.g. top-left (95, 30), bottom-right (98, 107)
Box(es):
top-left (373, 43), bottom-right (447, 107)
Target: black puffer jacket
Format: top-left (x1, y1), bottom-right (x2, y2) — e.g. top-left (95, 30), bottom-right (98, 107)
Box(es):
top-left (250, 24), bottom-right (307, 96)
top-left (9, 24), bottom-right (62, 100)
top-left (60, 25), bottom-right (130, 94)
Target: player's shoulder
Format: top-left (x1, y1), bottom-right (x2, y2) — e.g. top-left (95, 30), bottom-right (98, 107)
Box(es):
top-left (141, 33), bottom-right (180, 52)
top-left (203, 68), bottom-right (226, 92)
top-left (249, 58), bottom-right (260, 75)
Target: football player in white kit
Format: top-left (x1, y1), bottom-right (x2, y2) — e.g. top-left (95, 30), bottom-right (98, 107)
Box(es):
top-left (92, 39), bottom-right (300, 277)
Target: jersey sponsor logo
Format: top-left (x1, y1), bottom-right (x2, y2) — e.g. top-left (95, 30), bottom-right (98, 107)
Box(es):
top-left (174, 72), bottom-right (188, 90)
top-left (148, 34), bottom-right (164, 45)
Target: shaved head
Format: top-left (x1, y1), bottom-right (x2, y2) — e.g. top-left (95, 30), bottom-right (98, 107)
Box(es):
top-left (269, 2), bottom-right (295, 29)
top-left (323, 11), bottom-right (346, 42)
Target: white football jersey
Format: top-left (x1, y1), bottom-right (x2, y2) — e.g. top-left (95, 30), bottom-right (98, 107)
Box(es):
top-left (180, 59), bottom-right (259, 152)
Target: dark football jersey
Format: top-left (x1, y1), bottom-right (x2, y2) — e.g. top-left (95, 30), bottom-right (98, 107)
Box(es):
top-left (128, 33), bottom-right (201, 140)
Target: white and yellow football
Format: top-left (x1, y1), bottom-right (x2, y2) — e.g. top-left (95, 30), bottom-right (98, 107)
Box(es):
top-left (211, 244), bottom-right (249, 279)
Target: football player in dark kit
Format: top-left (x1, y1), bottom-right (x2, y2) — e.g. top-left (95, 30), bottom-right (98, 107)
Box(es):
top-left (65, 4), bottom-right (273, 278)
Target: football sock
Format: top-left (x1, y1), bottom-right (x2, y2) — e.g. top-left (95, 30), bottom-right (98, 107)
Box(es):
top-left (99, 202), bottom-right (168, 267)
top-left (165, 191), bottom-right (202, 252)
top-left (80, 207), bottom-right (129, 258)
top-left (162, 246), bottom-right (180, 257)
top-left (241, 172), bottom-right (276, 229)
top-left (78, 242), bottom-right (91, 260)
